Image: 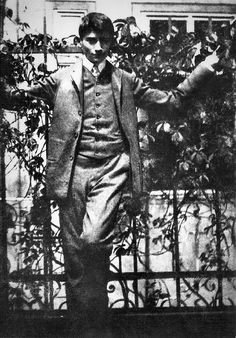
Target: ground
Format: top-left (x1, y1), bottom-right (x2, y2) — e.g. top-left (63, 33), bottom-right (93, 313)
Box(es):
top-left (0, 310), bottom-right (235, 337)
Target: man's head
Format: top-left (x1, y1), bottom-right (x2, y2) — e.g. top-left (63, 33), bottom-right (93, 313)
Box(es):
top-left (79, 12), bottom-right (114, 65)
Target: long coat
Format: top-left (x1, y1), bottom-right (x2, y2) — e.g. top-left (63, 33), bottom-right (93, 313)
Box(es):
top-left (9, 58), bottom-right (214, 200)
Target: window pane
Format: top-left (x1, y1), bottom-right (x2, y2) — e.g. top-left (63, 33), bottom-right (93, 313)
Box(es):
top-left (150, 20), bottom-right (169, 37)
top-left (212, 20), bottom-right (230, 37)
top-left (195, 20), bottom-right (209, 39)
top-left (195, 19), bottom-right (230, 39)
top-left (150, 19), bottom-right (186, 38)
top-left (172, 20), bottom-right (187, 35)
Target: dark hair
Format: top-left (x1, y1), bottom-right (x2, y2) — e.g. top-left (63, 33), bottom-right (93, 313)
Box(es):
top-left (79, 12), bottom-right (114, 40)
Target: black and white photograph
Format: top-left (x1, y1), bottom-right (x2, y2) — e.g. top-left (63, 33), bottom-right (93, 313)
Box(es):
top-left (0, 0), bottom-right (235, 337)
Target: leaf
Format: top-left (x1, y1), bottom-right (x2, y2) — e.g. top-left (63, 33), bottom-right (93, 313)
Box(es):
top-left (38, 63), bottom-right (47, 73)
top-left (171, 131), bottom-right (184, 145)
top-left (199, 174), bottom-right (209, 184)
top-left (153, 218), bottom-right (159, 227)
top-left (152, 235), bottom-right (162, 245)
top-left (114, 246), bottom-right (127, 256)
top-left (27, 138), bottom-right (38, 151)
top-left (5, 7), bottom-right (13, 19)
top-left (179, 161), bottom-right (190, 172)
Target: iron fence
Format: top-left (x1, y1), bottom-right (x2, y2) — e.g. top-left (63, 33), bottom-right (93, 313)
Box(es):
top-left (3, 185), bottom-right (236, 313)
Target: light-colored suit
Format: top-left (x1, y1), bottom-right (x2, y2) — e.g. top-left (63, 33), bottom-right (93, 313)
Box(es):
top-left (25, 58), bottom-right (214, 200)
top-left (3, 57), bottom-right (214, 323)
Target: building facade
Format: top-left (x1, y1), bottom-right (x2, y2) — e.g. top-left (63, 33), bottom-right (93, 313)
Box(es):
top-left (4, 0), bottom-right (236, 41)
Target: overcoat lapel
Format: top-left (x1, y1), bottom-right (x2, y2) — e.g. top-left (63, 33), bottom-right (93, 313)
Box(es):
top-left (70, 59), bottom-right (84, 108)
top-left (70, 59), bottom-right (122, 113)
top-left (111, 66), bottom-right (122, 116)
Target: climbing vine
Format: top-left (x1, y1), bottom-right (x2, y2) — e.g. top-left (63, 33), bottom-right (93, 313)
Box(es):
top-left (0, 14), bottom-right (235, 309)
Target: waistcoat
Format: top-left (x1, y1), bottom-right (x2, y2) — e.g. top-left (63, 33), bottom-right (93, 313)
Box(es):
top-left (78, 63), bottom-right (125, 158)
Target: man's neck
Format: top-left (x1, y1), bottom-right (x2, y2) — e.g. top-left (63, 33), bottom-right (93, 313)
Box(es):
top-left (82, 55), bottom-right (106, 73)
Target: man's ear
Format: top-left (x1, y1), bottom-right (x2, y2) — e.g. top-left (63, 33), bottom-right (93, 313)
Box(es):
top-left (78, 39), bottom-right (84, 53)
top-left (73, 36), bottom-right (80, 46)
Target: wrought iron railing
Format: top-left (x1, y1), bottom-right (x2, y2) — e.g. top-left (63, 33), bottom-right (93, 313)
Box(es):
top-left (4, 184), bottom-right (236, 313)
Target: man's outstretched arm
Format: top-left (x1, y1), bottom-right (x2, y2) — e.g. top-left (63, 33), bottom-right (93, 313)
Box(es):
top-left (132, 53), bottom-right (219, 112)
top-left (0, 68), bottom-right (64, 110)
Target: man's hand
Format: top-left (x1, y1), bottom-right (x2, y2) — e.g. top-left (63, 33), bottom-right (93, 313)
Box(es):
top-left (203, 52), bottom-right (220, 71)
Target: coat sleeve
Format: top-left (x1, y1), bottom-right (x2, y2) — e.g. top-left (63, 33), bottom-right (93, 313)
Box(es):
top-left (25, 68), bottom-right (66, 105)
top-left (132, 61), bottom-right (215, 111)
top-left (0, 68), bottom-right (65, 110)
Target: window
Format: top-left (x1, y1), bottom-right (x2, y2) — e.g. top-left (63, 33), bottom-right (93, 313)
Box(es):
top-left (148, 14), bottom-right (234, 37)
top-left (194, 18), bottom-right (230, 39)
top-left (150, 18), bottom-right (186, 38)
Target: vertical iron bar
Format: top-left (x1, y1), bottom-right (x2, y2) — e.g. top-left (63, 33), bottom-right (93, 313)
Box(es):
top-left (132, 216), bottom-right (139, 308)
top-left (16, 0), bottom-right (19, 25)
top-left (144, 197), bottom-right (150, 306)
top-left (0, 109), bottom-right (8, 314)
top-left (42, 0), bottom-right (53, 310)
top-left (173, 188), bottom-right (181, 307)
top-left (234, 77), bottom-right (236, 191)
top-left (208, 17), bottom-right (213, 35)
top-left (42, 0), bottom-right (49, 308)
top-left (43, 0), bottom-right (47, 66)
top-left (214, 189), bottom-right (223, 307)
top-left (168, 17), bottom-right (172, 35)
top-left (0, 0), bottom-right (8, 315)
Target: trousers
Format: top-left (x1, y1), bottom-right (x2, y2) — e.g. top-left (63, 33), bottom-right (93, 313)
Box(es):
top-left (59, 152), bottom-right (130, 326)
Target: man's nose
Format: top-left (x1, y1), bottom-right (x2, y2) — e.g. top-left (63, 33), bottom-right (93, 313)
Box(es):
top-left (94, 40), bottom-right (102, 51)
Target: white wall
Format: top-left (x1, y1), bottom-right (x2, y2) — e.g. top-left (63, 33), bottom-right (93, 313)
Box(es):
top-left (4, 0), bottom-right (235, 42)
top-left (96, 0), bottom-right (131, 21)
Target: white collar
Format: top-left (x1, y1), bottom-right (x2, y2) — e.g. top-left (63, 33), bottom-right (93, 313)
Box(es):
top-left (82, 54), bottom-right (106, 73)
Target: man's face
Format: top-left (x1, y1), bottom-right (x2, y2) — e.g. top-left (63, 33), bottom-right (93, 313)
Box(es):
top-left (80, 30), bottom-right (112, 65)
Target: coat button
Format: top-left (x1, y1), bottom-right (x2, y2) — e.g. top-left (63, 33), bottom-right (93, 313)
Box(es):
top-left (78, 111), bottom-right (82, 116)
top-left (70, 155), bottom-right (74, 161)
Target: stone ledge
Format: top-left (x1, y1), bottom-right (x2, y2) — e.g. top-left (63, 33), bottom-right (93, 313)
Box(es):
top-left (0, 310), bottom-right (235, 337)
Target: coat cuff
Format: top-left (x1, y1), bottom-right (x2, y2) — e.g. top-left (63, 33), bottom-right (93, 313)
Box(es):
top-left (176, 61), bottom-right (215, 96)
top-left (201, 60), bottom-right (216, 73)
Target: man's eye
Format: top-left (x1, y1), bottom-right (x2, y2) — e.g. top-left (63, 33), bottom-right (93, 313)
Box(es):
top-left (101, 38), bottom-right (110, 44)
top-left (87, 38), bottom-right (97, 44)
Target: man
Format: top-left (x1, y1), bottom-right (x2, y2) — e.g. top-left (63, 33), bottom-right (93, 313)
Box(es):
top-left (1, 12), bottom-right (219, 336)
